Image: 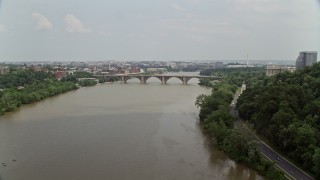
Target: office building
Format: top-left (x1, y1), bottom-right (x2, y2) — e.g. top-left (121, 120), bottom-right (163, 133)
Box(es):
top-left (295, 51), bottom-right (317, 70)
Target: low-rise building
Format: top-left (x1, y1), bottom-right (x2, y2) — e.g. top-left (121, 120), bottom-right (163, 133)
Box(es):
top-left (147, 68), bottom-right (168, 73)
top-left (225, 64), bottom-right (255, 68)
top-left (128, 67), bottom-right (140, 74)
top-left (0, 66), bottom-right (10, 75)
top-left (30, 65), bottom-right (42, 72)
top-left (214, 62), bottom-right (224, 69)
top-left (266, 65), bottom-right (295, 76)
top-left (54, 71), bottom-right (67, 80)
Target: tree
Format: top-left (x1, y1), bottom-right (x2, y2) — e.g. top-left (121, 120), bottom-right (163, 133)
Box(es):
top-left (312, 148), bottom-right (320, 178)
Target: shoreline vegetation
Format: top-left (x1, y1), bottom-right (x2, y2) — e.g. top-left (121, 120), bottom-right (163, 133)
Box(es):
top-left (236, 64), bottom-right (320, 179)
top-left (0, 69), bottom-right (101, 115)
top-left (196, 68), bottom-right (287, 179)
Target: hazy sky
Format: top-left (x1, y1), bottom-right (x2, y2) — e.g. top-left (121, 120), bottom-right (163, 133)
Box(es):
top-left (0, 0), bottom-right (319, 61)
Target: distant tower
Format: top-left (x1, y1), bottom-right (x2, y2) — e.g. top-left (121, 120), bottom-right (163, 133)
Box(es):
top-left (246, 54), bottom-right (249, 67)
top-left (109, 63), bottom-right (111, 70)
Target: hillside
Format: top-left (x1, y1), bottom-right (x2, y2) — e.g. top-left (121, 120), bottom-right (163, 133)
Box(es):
top-left (237, 63), bottom-right (320, 178)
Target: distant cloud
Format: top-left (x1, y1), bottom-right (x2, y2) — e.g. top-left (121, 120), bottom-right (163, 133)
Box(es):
top-left (32, 12), bottom-right (53, 30)
top-left (234, 0), bottom-right (283, 14)
top-left (171, 3), bottom-right (194, 18)
top-left (171, 4), bottom-right (187, 12)
top-left (98, 31), bottom-right (112, 37)
top-left (158, 32), bottom-right (169, 37)
top-left (0, 24), bottom-right (7, 32)
top-left (64, 14), bottom-right (92, 33)
top-left (159, 17), bottom-right (246, 35)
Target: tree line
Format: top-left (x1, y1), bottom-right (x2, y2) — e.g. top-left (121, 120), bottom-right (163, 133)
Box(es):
top-left (237, 63), bottom-right (320, 178)
top-left (0, 69), bottom-right (101, 115)
top-left (196, 67), bottom-right (286, 179)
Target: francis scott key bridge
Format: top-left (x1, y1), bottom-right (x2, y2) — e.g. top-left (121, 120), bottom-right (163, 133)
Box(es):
top-left (94, 74), bottom-right (221, 84)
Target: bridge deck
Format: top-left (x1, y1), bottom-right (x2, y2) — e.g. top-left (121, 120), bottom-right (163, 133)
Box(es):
top-left (93, 74), bottom-right (220, 84)
top-left (94, 74), bottom-right (217, 78)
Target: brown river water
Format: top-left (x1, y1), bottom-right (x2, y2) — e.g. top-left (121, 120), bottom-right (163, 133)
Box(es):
top-left (0, 73), bottom-right (264, 180)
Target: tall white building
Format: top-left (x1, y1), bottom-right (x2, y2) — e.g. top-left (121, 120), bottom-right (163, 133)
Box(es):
top-left (295, 51), bottom-right (317, 70)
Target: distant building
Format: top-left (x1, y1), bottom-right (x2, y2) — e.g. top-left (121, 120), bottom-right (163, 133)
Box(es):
top-left (167, 63), bottom-right (177, 69)
top-left (0, 66), bottom-right (10, 75)
top-left (77, 78), bottom-right (99, 83)
top-left (225, 64), bottom-right (255, 68)
top-left (214, 62), bottom-right (224, 69)
top-left (295, 51), bottom-right (317, 70)
top-left (117, 68), bottom-right (129, 74)
top-left (128, 67), bottom-right (140, 74)
top-left (30, 65), bottom-right (42, 72)
top-left (266, 65), bottom-right (295, 76)
top-left (147, 68), bottom-right (168, 73)
top-left (54, 71), bottom-right (67, 80)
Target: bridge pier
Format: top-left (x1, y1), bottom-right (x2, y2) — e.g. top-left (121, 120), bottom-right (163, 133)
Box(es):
top-left (140, 76), bottom-right (144, 84)
top-left (182, 77), bottom-right (187, 85)
top-left (183, 77), bottom-right (193, 85)
top-left (122, 76), bottom-right (147, 84)
top-left (140, 76), bottom-right (150, 84)
top-left (120, 76), bottom-right (125, 83)
top-left (162, 76), bottom-right (171, 84)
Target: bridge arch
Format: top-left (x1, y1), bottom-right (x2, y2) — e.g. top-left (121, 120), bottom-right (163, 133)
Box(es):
top-left (165, 76), bottom-right (201, 84)
top-left (184, 77), bottom-right (201, 84)
top-left (124, 76), bottom-right (142, 83)
top-left (164, 76), bottom-right (184, 84)
top-left (145, 76), bottom-right (162, 83)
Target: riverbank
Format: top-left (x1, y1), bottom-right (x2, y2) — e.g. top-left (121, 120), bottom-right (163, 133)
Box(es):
top-left (196, 80), bottom-right (286, 179)
top-left (0, 69), bottom-right (115, 116)
top-left (236, 64), bottom-right (320, 179)
top-left (0, 81), bottom-right (78, 115)
top-left (0, 69), bottom-right (79, 115)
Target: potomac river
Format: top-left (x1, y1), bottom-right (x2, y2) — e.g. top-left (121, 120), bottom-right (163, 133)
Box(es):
top-left (0, 72), bottom-right (263, 180)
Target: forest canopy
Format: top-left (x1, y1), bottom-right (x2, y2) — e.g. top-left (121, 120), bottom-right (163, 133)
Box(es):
top-left (237, 63), bottom-right (320, 178)
top-left (0, 69), bottom-right (78, 115)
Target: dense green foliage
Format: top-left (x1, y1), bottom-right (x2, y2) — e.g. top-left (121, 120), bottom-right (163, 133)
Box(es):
top-left (0, 70), bottom-right (53, 89)
top-left (78, 79), bottom-right (97, 87)
top-left (0, 69), bottom-right (78, 115)
top-left (197, 67), bottom-right (286, 179)
top-left (198, 78), bottom-right (214, 87)
top-left (237, 63), bottom-right (320, 178)
top-left (98, 77), bottom-right (107, 83)
top-left (200, 67), bottom-right (265, 87)
top-left (61, 71), bottom-right (93, 83)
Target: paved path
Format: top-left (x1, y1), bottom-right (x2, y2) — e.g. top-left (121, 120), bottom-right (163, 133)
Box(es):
top-left (230, 84), bottom-right (314, 180)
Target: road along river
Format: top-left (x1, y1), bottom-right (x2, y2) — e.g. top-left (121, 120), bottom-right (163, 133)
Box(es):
top-left (0, 74), bottom-right (264, 180)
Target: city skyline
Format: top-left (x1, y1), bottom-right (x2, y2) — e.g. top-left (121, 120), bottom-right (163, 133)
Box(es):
top-left (0, 0), bottom-right (319, 61)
